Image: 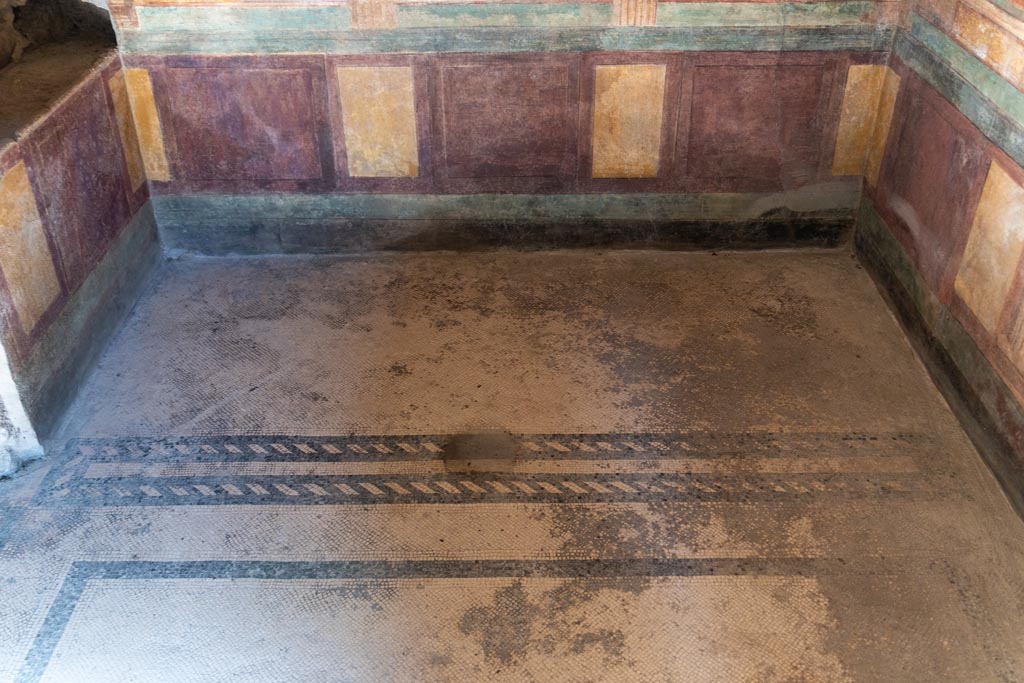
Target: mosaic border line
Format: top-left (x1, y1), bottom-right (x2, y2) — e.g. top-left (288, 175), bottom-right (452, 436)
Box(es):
top-left (16, 556), bottom-right (900, 683)
top-left (60, 430), bottom-right (939, 461)
top-left (33, 431), bottom-right (956, 507)
top-left (45, 472), bottom-right (956, 506)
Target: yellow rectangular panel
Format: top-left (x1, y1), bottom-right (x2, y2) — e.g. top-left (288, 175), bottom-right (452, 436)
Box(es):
top-left (955, 5), bottom-right (1024, 92)
top-left (865, 67), bottom-right (900, 187)
top-left (955, 161), bottom-right (1024, 334)
top-left (0, 162), bottom-right (62, 334)
top-left (349, 0), bottom-right (396, 29)
top-left (109, 70), bottom-right (146, 192)
top-left (613, 0), bottom-right (657, 26)
top-left (592, 64), bottom-right (666, 179)
top-left (832, 64), bottom-right (885, 177)
top-left (124, 69), bottom-right (171, 182)
top-left (336, 66), bottom-right (419, 178)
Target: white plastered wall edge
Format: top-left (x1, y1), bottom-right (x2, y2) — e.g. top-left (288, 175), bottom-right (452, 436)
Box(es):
top-left (0, 339), bottom-right (42, 476)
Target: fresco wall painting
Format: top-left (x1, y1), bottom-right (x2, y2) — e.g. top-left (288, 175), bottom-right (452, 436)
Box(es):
top-left (852, 0), bottom-right (1024, 503)
top-left (4, 0), bottom-right (1024, 489)
top-left (117, 50), bottom-right (881, 198)
top-left (0, 54), bottom-right (159, 441)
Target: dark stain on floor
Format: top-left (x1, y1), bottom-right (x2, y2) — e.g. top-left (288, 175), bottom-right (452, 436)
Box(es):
top-left (459, 581), bottom-right (539, 666)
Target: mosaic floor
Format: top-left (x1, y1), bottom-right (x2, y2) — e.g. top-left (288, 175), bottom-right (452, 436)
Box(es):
top-left (2, 249), bottom-right (1024, 682)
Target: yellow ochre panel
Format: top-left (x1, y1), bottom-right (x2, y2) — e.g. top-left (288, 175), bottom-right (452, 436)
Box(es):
top-left (337, 66), bottom-right (419, 178)
top-left (0, 162), bottom-right (62, 334)
top-left (349, 0), bottom-right (396, 29)
top-left (124, 68), bottom-right (171, 182)
top-left (109, 70), bottom-right (146, 192)
top-left (592, 64), bottom-right (666, 179)
top-left (613, 0), bottom-right (658, 27)
top-left (866, 66), bottom-right (900, 187)
top-left (955, 161), bottom-right (1024, 334)
top-left (832, 64), bottom-right (899, 182)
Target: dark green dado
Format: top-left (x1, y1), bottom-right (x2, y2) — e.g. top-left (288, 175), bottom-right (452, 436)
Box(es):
top-left (153, 186), bottom-right (859, 255)
top-left (18, 204), bottom-right (160, 437)
top-left (856, 198), bottom-right (1024, 517)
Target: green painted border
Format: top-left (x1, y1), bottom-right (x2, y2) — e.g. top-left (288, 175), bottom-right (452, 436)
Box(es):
top-left (896, 19), bottom-right (1024, 169)
top-left (152, 183), bottom-right (859, 254)
top-left (856, 197), bottom-right (1024, 517)
top-left (133, 0), bottom-right (876, 32)
top-left (119, 23), bottom-right (894, 54)
top-left (396, 3), bottom-right (612, 28)
top-left (20, 204), bottom-right (160, 436)
top-left (155, 183), bottom-right (859, 224)
top-left (125, 0), bottom-right (880, 39)
top-left (988, 0), bottom-right (1024, 22)
top-left (656, 1), bottom-right (873, 27)
top-left (136, 6), bottom-right (352, 31)
top-left (908, 14), bottom-right (1024, 129)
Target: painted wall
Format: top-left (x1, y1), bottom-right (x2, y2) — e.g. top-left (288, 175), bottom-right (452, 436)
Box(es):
top-left (4, 0), bottom-right (1024, 476)
top-left (86, 0), bottom-right (909, 250)
top-left (0, 52), bottom-right (159, 455)
top-left (100, 0), bottom-right (1024, 496)
top-left (0, 0), bottom-right (906, 462)
top-left (121, 50), bottom-right (869, 196)
top-left (856, 0), bottom-right (1024, 502)
top-left (882, 0), bottom-right (1024, 402)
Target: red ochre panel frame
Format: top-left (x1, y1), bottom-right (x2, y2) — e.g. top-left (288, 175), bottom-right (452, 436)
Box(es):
top-left (0, 57), bottom-right (148, 363)
top-left (133, 54), bottom-right (336, 194)
top-left (870, 58), bottom-right (1024, 403)
top-left (125, 50), bottom-right (884, 196)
